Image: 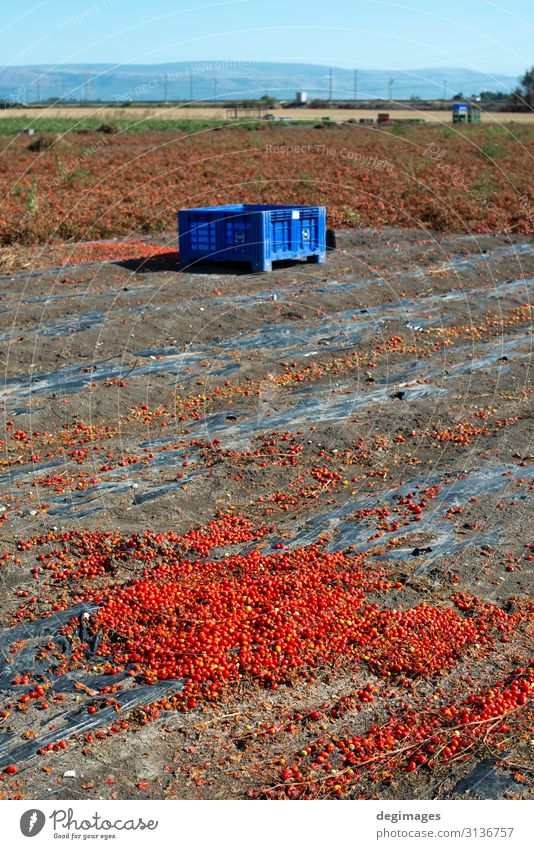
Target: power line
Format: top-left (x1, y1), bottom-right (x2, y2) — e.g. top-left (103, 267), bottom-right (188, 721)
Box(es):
top-left (353, 69), bottom-right (358, 103)
top-left (328, 67), bottom-right (333, 104)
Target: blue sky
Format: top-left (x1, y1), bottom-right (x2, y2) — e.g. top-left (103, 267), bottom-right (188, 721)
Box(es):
top-left (3, 0), bottom-right (533, 74)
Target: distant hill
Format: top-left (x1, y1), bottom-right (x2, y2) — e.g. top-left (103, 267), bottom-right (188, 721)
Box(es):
top-left (0, 62), bottom-right (519, 104)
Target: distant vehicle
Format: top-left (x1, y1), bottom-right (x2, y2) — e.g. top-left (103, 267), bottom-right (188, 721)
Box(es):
top-left (263, 113), bottom-right (277, 120)
top-left (452, 103), bottom-right (481, 123)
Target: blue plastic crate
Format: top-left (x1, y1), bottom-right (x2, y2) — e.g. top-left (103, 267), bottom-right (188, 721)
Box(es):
top-left (178, 204), bottom-right (326, 272)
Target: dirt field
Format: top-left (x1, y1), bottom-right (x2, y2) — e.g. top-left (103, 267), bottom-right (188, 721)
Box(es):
top-left (0, 227), bottom-right (532, 800)
top-left (2, 106), bottom-right (534, 124)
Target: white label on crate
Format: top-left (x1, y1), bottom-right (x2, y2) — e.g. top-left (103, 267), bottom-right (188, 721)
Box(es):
top-left (292, 210), bottom-right (300, 219)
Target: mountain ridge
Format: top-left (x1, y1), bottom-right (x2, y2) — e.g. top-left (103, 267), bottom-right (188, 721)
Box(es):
top-left (0, 61), bottom-right (519, 103)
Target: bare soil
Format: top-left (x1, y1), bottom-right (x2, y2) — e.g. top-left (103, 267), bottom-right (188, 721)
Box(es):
top-left (0, 227), bottom-right (532, 800)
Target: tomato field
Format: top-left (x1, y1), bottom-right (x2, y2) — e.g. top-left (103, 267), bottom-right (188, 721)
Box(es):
top-left (0, 122), bottom-right (532, 801)
top-left (1, 123), bottom-right (534, 252)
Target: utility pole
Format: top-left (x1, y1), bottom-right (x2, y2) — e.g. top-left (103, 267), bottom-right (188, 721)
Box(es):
top-left (353, 69), bottom-right (358, 103)
top-left (213, 76), bottom-right (217, 101)
top-left (36, 79), bottom-right (41, 103)
top-left (442, 79), bottom-right (447, 101)
top-left (61, 78), bottom-right (66, 101)
top-left (189, 71), bottom-right (193, 102)
top-left (164, 72), bottom-right (168, 101)
top-left (328, 67), bottom-right (333, 104)
top-left (387, 77), bottom-right (395, 102)
top-left (83, 71), bottom-right (91, 103)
